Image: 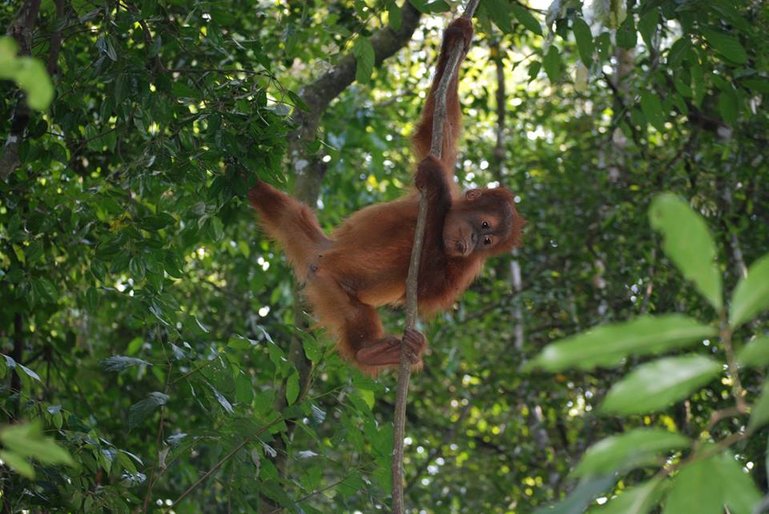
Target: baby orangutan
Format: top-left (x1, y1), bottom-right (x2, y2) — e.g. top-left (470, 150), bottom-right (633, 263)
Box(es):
top-left (249, 18), bottom-right (524, 374)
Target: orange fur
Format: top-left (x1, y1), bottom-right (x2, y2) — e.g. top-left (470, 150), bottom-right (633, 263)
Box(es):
top-left (249, 18), bottom-right (524, 374)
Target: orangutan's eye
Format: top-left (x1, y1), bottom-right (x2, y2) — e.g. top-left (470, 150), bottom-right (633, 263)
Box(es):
top-left (484, 237), bottom-right (492, 246)
top-left (481, 221), bottom-right (489, 229)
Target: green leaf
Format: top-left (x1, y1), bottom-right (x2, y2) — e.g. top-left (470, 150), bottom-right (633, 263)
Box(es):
top-left (649, 193), bottom-right (723, 310)
top-left (525, 314), bottom-right (715, 372)
top-left (742, 78), bottom-right (769, 94)
top-left (210, 385), bottom-right (234, 414)
top-left (543, 45), bottom-right (562, 82)
top-left (100, 356), bottom-right (151, 372)
top-left (355, 388), bottom-right (375, 410)
top-left (640, 90), bottom-right (666, 131)
top-left (589, 478), bottom-right (662, 514)
top-left (702, 30), bottom-right (748, 64)
top-left (533, 475), bottom-right (616, 514)
top-left (484, 0), bottom-right (513, 33)
top-left (638, 9), bottom-right (659, 49)
top-left (128, 392), bottom-right (169, 429)
top-left (0, 450), bottom-right (35, 478)
top-left (511, 4), bottom-right (542, 35)
top-left (353, 37), bottom-right (375, 84)
top-left (717, 86), bottom-right (739, 125)
top-left (0, 36), bottom-right (17, 64)
top-left (730, 254), bottom-right (769, 327)
top-left (14, 58), bottom-right (55, 111)
top-left (737, 335), bottom-right (769, 368)
top-left (749, 379), bottom-right (769, 431)
top-left (303, 337), bottom-right (321, 362)
top-left (690, 59), bottom-right (705, 106)
top-left (0, 38), bottom-right (55, 111)
top-left (235, 373), bottom-right (254, 404)
top-left (663, 452), bottom-right (760, 514)
top-left (572, 18), bottom-right (594, 67)
top-left (601, 355), bottom-right (721, 415)
top-left (17, 363), bottom-right (41, 382)
top-left (0, 422), bottom-right (74, 468)
top-left (409, 0), bottom-right (449, 13)
top-left (616, 16), bottom-right (637, 49)
top-left (574, 428), bottom-right (689, 477)
top-left (337, 474), bottom-right (367, 499)
top-left (285, 371), bottom-right (300, 405)
top-left (387, 0), bottom-right (402, 31)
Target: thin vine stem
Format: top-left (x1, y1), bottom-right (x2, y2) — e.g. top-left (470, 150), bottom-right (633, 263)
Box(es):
top-left (392, 1), bottom-right (480, 512)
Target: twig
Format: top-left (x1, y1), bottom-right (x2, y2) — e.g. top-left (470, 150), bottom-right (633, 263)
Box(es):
top-left (392, 2), bottom-right (480, 513)
top-left (720, 311), bottom-right (747, 413)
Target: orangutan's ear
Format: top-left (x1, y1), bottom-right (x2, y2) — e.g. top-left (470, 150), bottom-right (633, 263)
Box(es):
top-left (465, 189), bottom-right (482, 201)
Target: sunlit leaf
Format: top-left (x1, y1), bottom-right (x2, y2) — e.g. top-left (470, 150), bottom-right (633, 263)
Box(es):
top-left (573, 428), bottom-right (689, 477)
top-left (730, 254), bottom-right (769, 327)
top-left (600, 355), bottom-right (721, 414)
top-left (525, 315), bottom-right (715, 372)
top-left (0, 37), bottom-right (54, 111)
top-left (355, 388), bottom-right (375, 410)
top-left (649, 193), bottom-right (723, 310)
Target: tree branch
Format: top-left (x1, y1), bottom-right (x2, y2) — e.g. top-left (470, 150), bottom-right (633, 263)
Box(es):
top-left (290, 4), bottom-right (422, 152)
top-left (392, 2), bottom-right (481, 512)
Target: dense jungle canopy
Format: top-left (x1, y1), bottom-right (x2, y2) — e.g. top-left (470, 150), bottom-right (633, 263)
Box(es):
top-left (1, 0), bottom-right (769, 512)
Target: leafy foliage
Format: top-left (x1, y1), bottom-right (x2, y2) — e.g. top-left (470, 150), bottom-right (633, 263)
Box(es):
top-left (1, 0), bottom-right (768, 512)
top-left (0, 37), bottom-right (54, 110)
top-left (532, 195), bottom-right (769, 512)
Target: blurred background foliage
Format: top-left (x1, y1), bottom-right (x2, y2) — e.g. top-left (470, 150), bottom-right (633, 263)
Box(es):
top-left (0, 0), bottom-right (768, 512)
